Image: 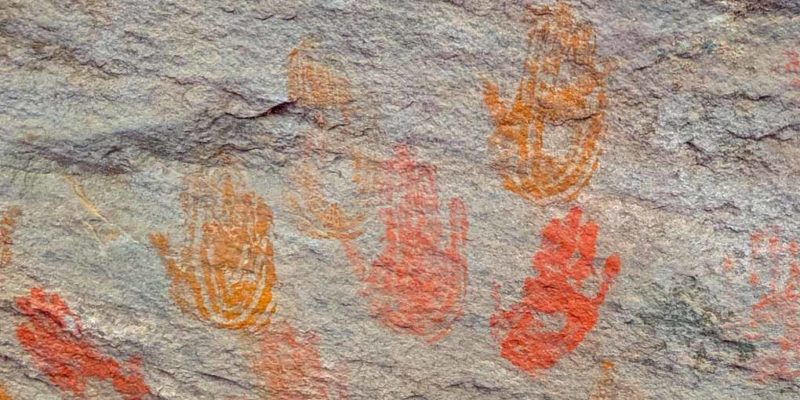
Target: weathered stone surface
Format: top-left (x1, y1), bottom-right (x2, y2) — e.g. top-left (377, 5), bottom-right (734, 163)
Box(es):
top-left (1, 0), bottom-right (799, 399)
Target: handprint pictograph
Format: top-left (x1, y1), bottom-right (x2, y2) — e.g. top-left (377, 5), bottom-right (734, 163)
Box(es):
top-left (15, 288), bottom-right (151, 399)
top-left (254, 322), bottom-right (348, 400)
top-left (0, 206), bottom-right (21, 269)
top-left (288, 40), bottom-right (353, 123)
top-left (490, 207), bottom-right (620, 376)
top-left (288, 144), bottom-right (469, 342)
top-left (150, 172), bottom-right (277, 331)
top-left (482, 4), bottom-right (612, 203)
top-left (722, 227), bottom-right (800, 382)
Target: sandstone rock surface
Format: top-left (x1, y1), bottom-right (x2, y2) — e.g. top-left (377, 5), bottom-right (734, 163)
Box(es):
top-left (1, 1), bottom-right (800, 399)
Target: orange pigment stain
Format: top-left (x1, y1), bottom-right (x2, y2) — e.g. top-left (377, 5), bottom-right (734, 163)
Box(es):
top-left (0, 206), bottom-right (21, 268)
top-left (588, 359), bottom-right (644, 400)
top-left (490, 207), bottom-right (620, 376)
top-left (149, 172), bottom-right (277, 331)
top-left (288, 145), bottom-right (469, 343)
top-left (288, 40), bottom-right (352, 122)
top-left (482, 4), bottom-right (611, 203)
top-left (15, 288), bottom-right (150, 399)
top-left (723, 227), bottom-right (800, 382)
top-left (254, 322), bottom-right (348, 399)
top-left (0, 384), bottom-right (11, 400)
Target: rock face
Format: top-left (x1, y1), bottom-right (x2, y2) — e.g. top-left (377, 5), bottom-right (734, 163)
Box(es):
top-left (1, 1), bottom-right (799, 399)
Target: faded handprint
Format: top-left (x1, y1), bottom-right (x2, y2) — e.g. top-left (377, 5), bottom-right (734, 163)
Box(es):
top-left (149, 172), bottom-right (277, 331)
top-left (491, 207), bottom-right (620, 376)
top-left (287, 135), bottom-right (365, 241)
top-left (722, 227), bottom-right (800, 382)
top-left (482, 4), bottom-right (611, 203)
top-left (288, 145), bottom-right (469, 342)
top-left (0, 206), bottom-right (21, 268)
top-left (288, 40), bottom-right (353, 124)
top-left (254, 322), bottom-right (348, 400)
top-left (15, 288), bottom-right (151, 399)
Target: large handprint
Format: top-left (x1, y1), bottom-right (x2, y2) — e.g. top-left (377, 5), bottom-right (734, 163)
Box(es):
top-left (288, 145), bottom-right (469, 343)
top-left (482, 4), bottom-right (611, 203)
top-left (15, 288), bottom-right (151, 399)
top-left (345, 145), bottom-right (469, 342)
top-left (150, 172), bottom-right (277, 331)
top-left (491, 207), bottom-right (620, 376)
top-left (722, 228), bottom-right (800, 382)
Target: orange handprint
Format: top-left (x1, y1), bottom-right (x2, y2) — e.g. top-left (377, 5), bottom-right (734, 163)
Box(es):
top-left (722, 227), bottom-right (800, 382)
top-left (288, 40), bottom-right (353, 124)
top-left (490, 207), bottom-right (620, 376)
top-left (254, 322), bottom-right (348, 400)
top-left (150, 172), bottom-right (277, 331)
top-left (15, 287), bottom-right (150, 399)
top-left (482, 4), bottom-right (611, 203)
top-left (288, 145), bottom-right (469, 342)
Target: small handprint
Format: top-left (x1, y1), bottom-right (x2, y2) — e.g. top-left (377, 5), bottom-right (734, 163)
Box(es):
top-left (15, 287), bottom-right (151, 399)
top-left (288, 40), bottom-right (353, 124)
top-left (254, 321), bottom-right (348, 400)
top-left (721, 227), bottom-right (800, 382)
top-left (491, 207), bottom-right (620, 376)
top-left (150, 172), bottom-right (277, 331)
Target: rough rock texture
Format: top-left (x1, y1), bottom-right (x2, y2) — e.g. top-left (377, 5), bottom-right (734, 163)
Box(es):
top-left (1, 1), bottom-right (799, 399)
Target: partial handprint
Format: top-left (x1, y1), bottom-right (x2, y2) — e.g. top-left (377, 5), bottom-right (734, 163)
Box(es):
top-left (15, 288), bottom-right (150, 399)
top-left (722, 227), bottom-right (800, 382)
top-left (288, 40), bottom-right (353, 124)
top-left (254, 321), bottom-right (348, 400)
top-left (482, 4), bottom-right (611, 203)
top-left (286, 135), bottom-right (365, 241)
top-left (491, 207), bottom-right (620, 376)
top-left (149, 172), bottom-right (277, 331)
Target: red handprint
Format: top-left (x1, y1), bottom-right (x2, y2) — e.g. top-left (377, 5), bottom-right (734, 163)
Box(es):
top-left (288, 144), bottom-right (469, 343)
top-left (15, 288), bottom-right (151, 399)
top-left (342, 145), bottom-right (469, 342)
top-left (254, 322), bottom-right (348, 400)
top-left (490, 207), bottom-right (620, 376)
top-left (722, 228), bottom-right (800, 382)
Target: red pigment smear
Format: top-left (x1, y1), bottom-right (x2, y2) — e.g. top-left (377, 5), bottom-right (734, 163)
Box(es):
top-left (490, 207), bottom-right (620, 376)
top-left (15, 288), bottom-right (150, 399)
top-left (342, 145), bottom-right (469, 343)
top-left (255, 322), bottom-right (347, 399)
